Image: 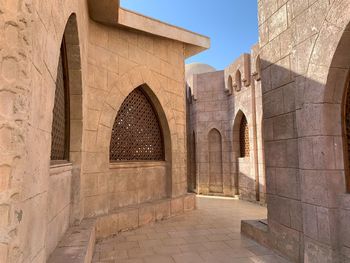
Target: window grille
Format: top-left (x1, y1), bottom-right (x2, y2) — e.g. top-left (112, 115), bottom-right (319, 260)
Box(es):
top-left (51, 39), bottom-right (70, 161)
top-left (110, 87), bottom-right (164, 161)
top-left (239, 115), bottom-right (250, 157)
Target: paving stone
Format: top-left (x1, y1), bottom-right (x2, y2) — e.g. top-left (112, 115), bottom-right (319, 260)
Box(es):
top-left (92, 196), bottom-right (289, 262)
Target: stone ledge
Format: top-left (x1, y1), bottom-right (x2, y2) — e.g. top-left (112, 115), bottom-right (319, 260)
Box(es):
top-left (48, 219), bottom-right (96, 263)
top-left (241, 219), bottom-right (269, 248)
top-left (95, 193), bottom-right (196, 240)
top-left (48, 194), bottom-right (196, 262)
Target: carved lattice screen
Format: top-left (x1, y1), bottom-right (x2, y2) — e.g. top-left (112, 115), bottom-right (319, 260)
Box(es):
top-left (51, 40), bottom-right (70, 161)
top-left (110, 87), bottom-right (164, 161)
top-left (239, 115), bottom-right (250, 157)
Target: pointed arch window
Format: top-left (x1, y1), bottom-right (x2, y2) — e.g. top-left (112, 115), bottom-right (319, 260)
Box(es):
top-left (110, 87), bottom-right (164, 161)
top-left (235, 70), bottom-right (242, 92)
top-left (51, 38), bottom-right (70, 161)
top-left (239, 115), bottom-right (250, 157)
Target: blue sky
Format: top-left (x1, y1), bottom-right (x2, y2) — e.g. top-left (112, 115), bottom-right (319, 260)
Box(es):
top-left (120, 0), bottom-right (258, 70)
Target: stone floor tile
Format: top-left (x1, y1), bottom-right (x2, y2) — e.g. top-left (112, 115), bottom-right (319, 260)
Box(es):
top-left (115, 241), bottom-right (139, 250)
top-left (146, 232), bottom-right (170, 239)
top-left (92, 196), bottom-right (290, 263)
top-left (162, 237), bottom-right (187, 246)
top-left (126, 234), bottom-right (149, 241)
top-left (172, 252), bottom-right (205, 263)
top-left (153, 245), bottom-right (182, 255)
top-left (201, 241), bottom-right (232, 250)
top-left (138, 239), bottom-right (162, 248)
top-left (206, 234), bottom-right (231, 241)
top-left (127, 247), bottom-right (154, 258)
top-left (178, 243), bottom-right (207, 253)
top-left (143, 255), bottom-right (176, 263)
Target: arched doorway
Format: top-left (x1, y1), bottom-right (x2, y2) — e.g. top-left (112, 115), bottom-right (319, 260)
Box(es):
top-left (208, 128), bottom-right (223, 193)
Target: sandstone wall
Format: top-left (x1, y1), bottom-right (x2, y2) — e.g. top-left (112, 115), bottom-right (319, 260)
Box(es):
top-left (84, 21), bottom-right (188, 218)
top-left (0, 0), bottom-right (89, 262)
top-left (258, 0), bottom-right (350, 261)
top-left (0, 0), bottom-right (190, 262)
top-left (187, 50), bottom-right (265, 202)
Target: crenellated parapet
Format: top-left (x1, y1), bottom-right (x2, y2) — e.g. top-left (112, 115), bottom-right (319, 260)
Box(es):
top-left (224, 45), bottom-right (261, 95)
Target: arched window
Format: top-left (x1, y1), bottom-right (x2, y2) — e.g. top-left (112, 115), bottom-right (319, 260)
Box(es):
top-left (343, 74), bottom-right (350, 192)
top-left (51, 38), bottom-right (70, 161)
top-left (227, 75), bottom-right (233, 93)
top-left (239, 115), bottom-right (250, 157)
top-left (110, 87), bottom-right (164, 161)
top-left (255, 55), bottom-right (261, 81)
top-left (235, 70), bottom-right (242, 92)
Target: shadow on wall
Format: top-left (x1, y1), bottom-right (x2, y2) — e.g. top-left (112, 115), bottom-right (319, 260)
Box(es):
top-left (254, 43), bottom-right (350, 261)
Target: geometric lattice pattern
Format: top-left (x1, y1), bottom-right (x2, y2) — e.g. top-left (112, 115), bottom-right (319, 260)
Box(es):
top-left (51, 42), bottom-right (70, 161)
top-left (239, 115), bottom-right (250, 157)
top-left (109, 87), bottom-right (164, 161)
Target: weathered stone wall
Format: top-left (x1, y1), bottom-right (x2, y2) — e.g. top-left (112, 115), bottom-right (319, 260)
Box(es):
top-left (187, 50), bottom-right (265, 202)
top-left (257, 0), bottom-right (350, 262)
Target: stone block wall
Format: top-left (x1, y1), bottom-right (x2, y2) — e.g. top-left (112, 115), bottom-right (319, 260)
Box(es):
top-left (0, 0), bottom-right (205, 262)
top-left (0, 0), bottom-right (89, 262)
top-left (256, 0), bottom-right (350, 262)
top-left (186, 49), bottom-right (266, 202)
top-left (83, 20), bottom-right (188, 218)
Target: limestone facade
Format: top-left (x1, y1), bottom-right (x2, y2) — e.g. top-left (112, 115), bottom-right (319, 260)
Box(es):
top-left (3, 0), bottom-right (350, 262)
top-left (0, 0), bottom-right (209, 262)
top-left (186, 48), bottom-right (265, 203)
top-left (242, 0), bottom-right (350, 262)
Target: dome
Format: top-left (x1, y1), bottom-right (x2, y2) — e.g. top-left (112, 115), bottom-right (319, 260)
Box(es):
top-left (185, 63), bottom-right (216, 81)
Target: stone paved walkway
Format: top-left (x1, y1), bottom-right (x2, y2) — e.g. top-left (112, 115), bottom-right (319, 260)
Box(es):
top-left (92, 196), bottom-right (290, 263)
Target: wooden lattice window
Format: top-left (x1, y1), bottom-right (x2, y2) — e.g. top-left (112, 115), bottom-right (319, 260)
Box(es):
top-left (239, 115), bottom-right (249, 157)
top-left (51, 38), bottom-right (70, 161)
top-left (110, 87), bottom-right (164, 161)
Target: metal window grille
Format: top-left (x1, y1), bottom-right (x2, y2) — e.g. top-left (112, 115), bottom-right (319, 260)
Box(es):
top-left (110, 87), bottom-right (164, 161)
top-left (239, 115), bottom-right (250, 157)
top-left (51, 39), bottom-right (70, 161)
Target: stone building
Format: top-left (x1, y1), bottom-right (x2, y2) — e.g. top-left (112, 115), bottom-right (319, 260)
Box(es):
top-left (2, 0), bottom-right (350, 263)
top-left (241, 1), bottom-right (350, 263)
top-left (0, 0), bottom-right (209, 262)
top-left (186, 46), bottom-right (265, 203)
